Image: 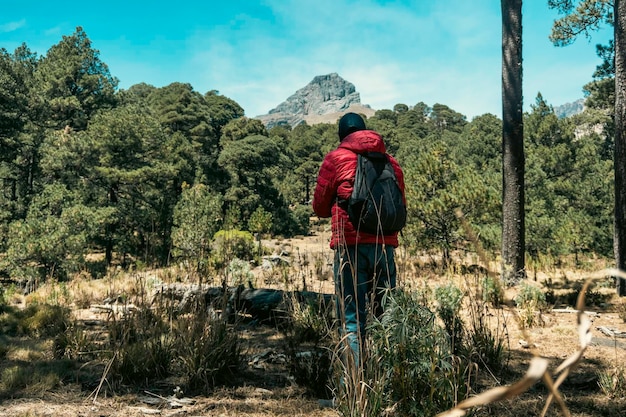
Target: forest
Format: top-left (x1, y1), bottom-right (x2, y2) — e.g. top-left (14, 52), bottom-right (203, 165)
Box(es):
top-left (0, 27), bottom-right (616, 284)
top-left (0, 17), bottom-right (625, 417)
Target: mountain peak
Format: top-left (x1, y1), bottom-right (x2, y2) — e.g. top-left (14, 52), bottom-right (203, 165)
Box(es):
top-left (256, 73), bottom-right (372, 128)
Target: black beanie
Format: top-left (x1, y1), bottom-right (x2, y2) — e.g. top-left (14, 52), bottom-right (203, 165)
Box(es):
top-left (338, 112), bottom-right (366, 140)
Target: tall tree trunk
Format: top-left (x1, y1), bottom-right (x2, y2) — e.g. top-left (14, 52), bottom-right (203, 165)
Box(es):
top-left (105, 184), bottom-right (118, 266)
top-left (501, 0), bottom-right (525, 285)
top-left (615, 0), bottom-right (626, 296)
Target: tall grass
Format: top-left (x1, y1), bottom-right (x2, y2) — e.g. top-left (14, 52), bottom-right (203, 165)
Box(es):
top-left (325, 287), bottom-right (489, 417)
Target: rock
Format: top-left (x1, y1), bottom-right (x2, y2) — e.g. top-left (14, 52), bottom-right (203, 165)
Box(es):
top-left (255, 73), bottom-right (375, 129)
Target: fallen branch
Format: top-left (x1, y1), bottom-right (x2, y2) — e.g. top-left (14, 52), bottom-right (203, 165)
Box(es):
top-left (596, 326), bottom-right (626, 338)
top-left (551, 308), bottom-right (600, 317)
top-left (152, 284), bottom-right (334, 324)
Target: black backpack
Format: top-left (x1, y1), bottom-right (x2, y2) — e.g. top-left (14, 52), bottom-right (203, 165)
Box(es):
top-left (347, 151), bottom-right (406, 235)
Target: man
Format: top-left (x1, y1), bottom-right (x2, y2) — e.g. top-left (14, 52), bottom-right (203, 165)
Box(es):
top-left (312, 112), bottom-right (406, 362)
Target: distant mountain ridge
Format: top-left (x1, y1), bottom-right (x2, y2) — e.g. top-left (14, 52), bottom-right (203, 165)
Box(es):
top-left (554, 98), bottom-right (585, 119)
top-left (255, 73), bottom-right (374, 129)
top-left (254, 72), bottom-right (586, 128)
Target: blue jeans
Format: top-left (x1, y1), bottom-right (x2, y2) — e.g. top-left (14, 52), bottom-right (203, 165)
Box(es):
top-left (334, 243), bottom-right (396, 362)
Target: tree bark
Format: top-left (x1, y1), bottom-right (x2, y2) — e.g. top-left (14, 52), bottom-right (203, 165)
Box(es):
top-left (501, 0), bottom-right (525, 285)
top-left (615, 0), bottom-right (626, 296)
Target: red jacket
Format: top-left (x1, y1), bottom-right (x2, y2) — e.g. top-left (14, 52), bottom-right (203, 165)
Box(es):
top-left (312, 130), bottom-right (406, 249)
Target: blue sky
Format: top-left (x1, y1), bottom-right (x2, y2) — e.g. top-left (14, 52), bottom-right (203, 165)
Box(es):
top-left (1, 0), bottom-right (613, 119)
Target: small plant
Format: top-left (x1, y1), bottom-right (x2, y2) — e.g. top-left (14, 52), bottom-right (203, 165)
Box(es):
top-left (435, 282), bottom-right (465, 354)
top-left (284, 293), bottom-right (335, 397)
top-left (464, 305), bottom-right (508, 374)
top-left (481, 275), bottom-right (505, 307)
top-left (361, 288), bottom-right (471, 417)
top-left (598, 365), bottom-right (626, 398)
top-left (173, 310), bottom-right (242, 392)
top-left (56, 322), bottom-right (100, 360)
top-left (211, 229), bottom-right (256, 272)
top-left (226, 258), bottom-right (255, 288)
top-left (463, 274), bottom-right (509, 375)
top-left (107, 307), bottom-right (173, 384)
top-left (19, 304), bottom-right (70, 338)
top-left (514, 282), bottom-right (548, 329)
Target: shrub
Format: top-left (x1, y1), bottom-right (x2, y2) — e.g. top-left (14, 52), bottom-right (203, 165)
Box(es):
top-left (435, 282), bottom-right (465, 354)
top-left (107, 308), bottom-right (173, 384)
top-left (598, 365), bottom-right (626, 398)
top-left (211, 229), bottom-right (256, 271)
top-left (226, 258), bottom-right (255, 288)
top-left (173, 314), bottom-right (242, 392)
top-left (514, 282), bottom-right (548, 328)
top-left (284, 293), bottom-right (335, 398)
top-left (481, 275), bottom-right (505, 307)
top-left (19, 304), bottom-right (70, 338)
top-left (362, 289), bottom-right (471, 417)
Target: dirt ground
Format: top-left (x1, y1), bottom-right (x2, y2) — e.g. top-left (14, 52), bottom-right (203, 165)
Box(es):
top-left (1, 229), bottom-right (626, 417)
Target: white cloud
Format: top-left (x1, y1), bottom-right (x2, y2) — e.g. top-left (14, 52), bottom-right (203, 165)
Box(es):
top-left (113, 0), bottom-right (599, 118)
top-left (0, 19), bottom-right (26, 33)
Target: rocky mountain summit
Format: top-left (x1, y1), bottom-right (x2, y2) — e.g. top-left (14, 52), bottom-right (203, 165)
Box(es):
top-left (255, 73), bottom-right (374, 129)
top-left (554, 98), bottom-right (585, 119)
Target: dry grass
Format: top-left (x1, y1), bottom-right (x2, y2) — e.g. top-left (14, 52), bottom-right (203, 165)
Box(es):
top-left (0, 230), bottom-right (625, 416)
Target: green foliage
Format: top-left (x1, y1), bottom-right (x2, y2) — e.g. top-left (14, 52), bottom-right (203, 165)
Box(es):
top-left (20, 304), bottom-right (69, 338)
top-left (284, 294), bottom-right (335, 397)
top-left (598, 366), bottom-right (626, 398)
top-left (514, 282), bottom-right (548, 328)
top-left (211, 229), bottom-right (256, 270)
top-left (288, 204), bottom-right (313, 236)
top-left (106, 308), bottom-right (173, 384)
top-left (1, 184), bottom-right (114, 281)
top-left (0, 47), bottom-right (29, 141)
top-left (171, 183), bottom-right (224, 274)
top-left (173, 313), bottom-right (242, 391)
top-left (0, 25), bottom-right (617, 279)
top-left (525, 95), bottom-right (613, 259)
top-left (220, 117), bottom-right (267, 143)
top-left (33, 26), bottom-right (117, 131)
top-left (0, 303), bottom-right (70, 338)
top-left (548, 0), bottom-right (614, 47)
top-left (434, 283), bottom-right (465, 354)
top-left (481, 275), bottom-right (505, 307)
top-left (0, 361), bottom-right (74, 397)
top-left (247, 206), bottom-right (273, 235)
top-left (366, 289), bottom-right (471, 417)
top-left (402, 144), bottom-right (499, 264)
top-left (226, 258), bottom-right (254, 287)
top-left (55, 281), bottom-right (242, 392)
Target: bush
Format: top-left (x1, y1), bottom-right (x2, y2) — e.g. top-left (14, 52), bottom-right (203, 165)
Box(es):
top-left (226, 258), bottom-right (255, 288)
top-left (211, 229), bottom-right (256, 270)
top-left (435, 282), bottom-right (465, 354)
top-left (514, 282), bottom-right (548, 329)
top-left (173, 314), bottom-right (242, 392)
top-left (284, 293), bottom-right (335, 398)
top-left (482, 275), bottom-right (505, 307)
top-left (19, 304), bottom-right (70, 338)
top-left (363, 289), bottom-right (471, 417)
top-left (107, 308), bottom-right (173, 384)
top-left (598, 365), bottom-right (626, 398)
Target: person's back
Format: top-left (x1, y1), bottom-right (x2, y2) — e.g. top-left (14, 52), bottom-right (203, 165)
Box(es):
top-left (312, 113), bottom-right (405, 248)
top-left (312, 112), bottom-right (406, 364)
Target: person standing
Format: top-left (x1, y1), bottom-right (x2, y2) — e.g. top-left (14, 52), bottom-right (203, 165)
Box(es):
top-left (312, 112), bottom-right (406, 362)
